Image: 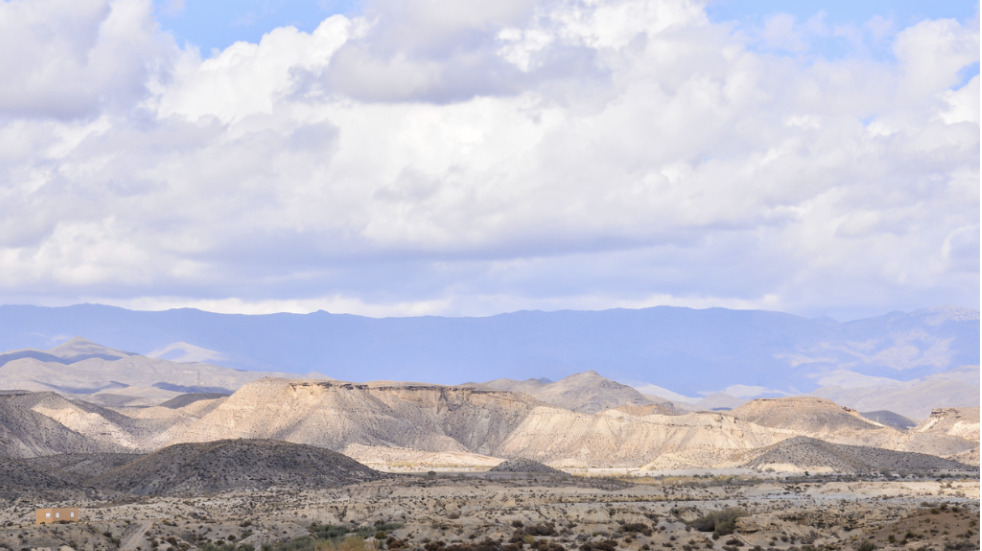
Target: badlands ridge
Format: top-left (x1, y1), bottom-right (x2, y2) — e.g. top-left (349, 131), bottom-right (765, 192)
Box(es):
top-left (0, 338), bottom-right (979, 551)
top-left (0, 338), bottom-right (977, 475)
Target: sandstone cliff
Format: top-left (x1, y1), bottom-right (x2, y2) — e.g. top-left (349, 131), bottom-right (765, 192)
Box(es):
top-left (165, 378), bottom-right (539, 455)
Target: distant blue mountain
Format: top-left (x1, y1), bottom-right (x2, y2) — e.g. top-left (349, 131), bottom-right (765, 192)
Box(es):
top-left (0, 304), bottom-right (976, 395)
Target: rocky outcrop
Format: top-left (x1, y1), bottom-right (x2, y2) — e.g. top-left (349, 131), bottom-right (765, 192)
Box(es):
top-left (913, 407), bottom-right (981, 466)
top-left (915, 407), bottom-right (981, 440)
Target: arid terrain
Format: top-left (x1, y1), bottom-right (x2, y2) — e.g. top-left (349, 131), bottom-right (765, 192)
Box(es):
top-left (1, 466), bottom-right (978, 551)
top-left (0, 339), bottom-right (978, 551)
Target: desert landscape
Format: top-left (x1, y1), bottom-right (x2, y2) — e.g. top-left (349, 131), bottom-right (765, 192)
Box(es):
top-left (0, 337), bottom-right (978, 551)
top-left (0, 447), bottom-right (978, 551)
top-left (3, 0), bottom-right (979, 548)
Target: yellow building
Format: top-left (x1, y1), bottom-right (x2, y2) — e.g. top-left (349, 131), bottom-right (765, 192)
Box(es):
top-left (35, 508), bottom-right (79, 524)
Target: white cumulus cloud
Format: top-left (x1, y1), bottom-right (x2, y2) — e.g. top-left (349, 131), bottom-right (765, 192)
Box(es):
top-left (0, 0), bottom-right (977, 319)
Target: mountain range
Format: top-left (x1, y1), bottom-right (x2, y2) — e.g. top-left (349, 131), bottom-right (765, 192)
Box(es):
top-left (0, 304), bottom-right (977, 417)
top-left (0, 336), bottom-right (299, 407)
top-left (0, 338), bottom-right (977, 476)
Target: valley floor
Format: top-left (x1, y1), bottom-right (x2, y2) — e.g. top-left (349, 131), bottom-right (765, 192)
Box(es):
top-left (1, 474), bottom-right (978, 551)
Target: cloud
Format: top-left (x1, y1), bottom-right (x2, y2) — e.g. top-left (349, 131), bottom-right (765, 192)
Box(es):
top-left (0, 0), bottom-right (978, 319)
top-left (158, 0), bottom-right (184, 16)
top-left (893, 17), bottom-right (980, 103)
top-left (0, 0), bottom-right (175, 119)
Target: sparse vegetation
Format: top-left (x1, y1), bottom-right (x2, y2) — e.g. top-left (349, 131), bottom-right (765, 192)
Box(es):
top-left (687, 508), bottom-right (745, 536)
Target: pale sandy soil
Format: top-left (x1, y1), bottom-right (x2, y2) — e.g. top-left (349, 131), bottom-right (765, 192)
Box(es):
top-left (343, 444), bottom-right (504, 472)
top-left (0, 476), bottom-right (977, 551)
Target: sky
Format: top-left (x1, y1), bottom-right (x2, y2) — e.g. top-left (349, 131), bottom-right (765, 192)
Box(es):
top-left (0, 0), bottom-right (978, 321)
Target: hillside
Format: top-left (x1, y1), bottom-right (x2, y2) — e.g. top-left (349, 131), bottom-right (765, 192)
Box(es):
top-left (164, 379), bottom-right (541, 455)
top-left (0, 392), bottom-right (136, 458)
top-left (615, 403), bottom-right (678, 416)
top-left (727, 397), bottom-right (979, 460)
top-left (477, 371), bottom-right (668, 413)
top-left (860, 410), bottom-right (917, 431)
top-left (496, 407), bottom-right (786, 467)
top-left (90, 439), bottom-right (384, 496)
top-left (0, 334), bottom-right (975, 474)
top-left (915, 407), bottom-right (981, 440)
top-left (731, 397), bottom-right (883, 433)
top-left (0, 338), bottom-right (296, 407)
top-left (2, 377), bottom-right (977, 473)
top-left (0, 457), bottom-right (83, 500)
top-left (913, 407), bottom-right (981, 466)
top-left (811, 366), bottom-right (981, 420)
top-left (742, 436), bottom-right (976, 474)
top-left (0, 336), bottom-right (133, 367)
top-left (166, 379), bottom-right (794, 468)
top-left (26, 452), bottom-right (144, 485)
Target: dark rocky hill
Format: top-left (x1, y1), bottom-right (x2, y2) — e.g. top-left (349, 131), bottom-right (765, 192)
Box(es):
top-left (89, 439), bottom-right (385, 496)
top-left (26, 452), bottom-right (144, 485)
top-left (0, 457), bottom-right (86, 501)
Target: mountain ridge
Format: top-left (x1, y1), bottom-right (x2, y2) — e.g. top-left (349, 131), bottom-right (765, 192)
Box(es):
top-left (0, 375), bottom-right (977, 473)
top-left (473, 370), bottom-right (670, 414)
top-left (0, 332), bottom-right (977, 475)
top-left (0, 304), bottom-right (976, 401)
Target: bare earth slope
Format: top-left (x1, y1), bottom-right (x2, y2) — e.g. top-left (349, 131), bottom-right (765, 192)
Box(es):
top-left (742, 436), bottom-right (976, 474)
top-left (497, 407), bottom-right (787, 467)
top-left (731, 397), bottom-right (883, 433)
top-left (1, 338), bottom-right (975, 475)
top-left (3, 378), bottom-right (976, 473)
top-left (90, 439), bottom-right (384, 496)
top-left (477, 371), bottom-right (668, 414)
top-left (0, 336), bottom-right (133, 367)
top-left (811, 365), bottom-right (980, 420)
top-left (913, 407), bottom-right (981, 465)
top-left (0, 338), bottom-right (294, 407)
top-left (729, 397), bottom-right (978, 459)
top-left (168, 379), bottom-right (540, 455)
top-left (860, 410), bottom-right (917, 431)
top-left (0, 392), bottom-right (135, 458)
top-left (915, 407), bottom-right (981, 440)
